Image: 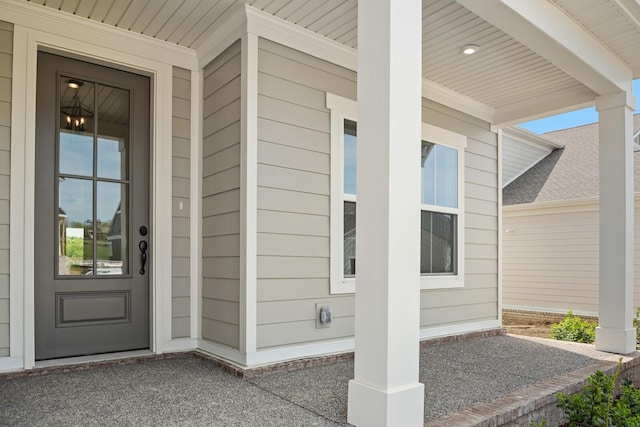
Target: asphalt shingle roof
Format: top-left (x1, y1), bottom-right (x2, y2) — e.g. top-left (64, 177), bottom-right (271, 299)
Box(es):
top-left (503, 114), bottom-right (640, 205)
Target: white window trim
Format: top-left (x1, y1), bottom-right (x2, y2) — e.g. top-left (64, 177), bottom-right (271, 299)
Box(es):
top-left (327, 93), bottom-right (358, 294)
top-left (327, 93), bottom-right (466, 294)
top-left (420, 123), bottom-right (466, 289)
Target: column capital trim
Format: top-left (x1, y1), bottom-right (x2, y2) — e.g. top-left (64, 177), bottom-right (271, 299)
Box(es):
top-left (596, 91), bottom-right (636, 112)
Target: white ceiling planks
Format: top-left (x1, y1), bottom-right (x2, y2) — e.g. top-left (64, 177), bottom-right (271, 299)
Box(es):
top-left (551, 0), bottom-right (640, 72)
top-left (20, 0), bottom-right (640, 122)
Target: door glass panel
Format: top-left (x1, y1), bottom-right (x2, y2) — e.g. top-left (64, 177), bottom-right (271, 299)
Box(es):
top-left (57, 77), bottom-right (131, 277)
top-left (58, 178), bottom-right (93, 276)
top-left (97, 84), bottom-right (129, 180)
top-left (59, 78), bottom-right (94, 177)
top-left (97, 182), bottom-right (128, 275)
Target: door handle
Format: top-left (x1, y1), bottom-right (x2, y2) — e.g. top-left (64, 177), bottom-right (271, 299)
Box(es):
top-left (139, 240), bottom-right (148, 275)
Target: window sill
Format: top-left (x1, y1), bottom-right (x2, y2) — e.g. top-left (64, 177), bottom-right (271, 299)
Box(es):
top-left (330, 275), bottom-right (464, 294)
top-left (330, 278), bottom-right (356, 294)
top-left (420, 275), bottom-right (464, 290)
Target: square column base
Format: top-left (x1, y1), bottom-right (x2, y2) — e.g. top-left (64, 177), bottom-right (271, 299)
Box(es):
top-left (347, 379), bottom-right (424, 427)
top-left (595, 326), bottom-right (636, 354)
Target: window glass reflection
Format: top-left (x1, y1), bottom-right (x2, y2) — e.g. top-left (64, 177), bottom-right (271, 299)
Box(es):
top-left (96, 182), bottom-right (127, 275)
top-left (421, 142), bottom-right (458, 208)
top-left (420, 211), bottom-right (456, 274)
top-left (58, 178), bottom-right (93, 275)
top-left (344, 120), bottom-right (357, 196)
top-left (97, 84), bottom-right (129, 180)
top-left (344, 201), bottom-right (356, 277)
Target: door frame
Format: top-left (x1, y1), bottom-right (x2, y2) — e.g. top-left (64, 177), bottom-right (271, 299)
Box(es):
top-left (9, 25), bottom-right (181, 369)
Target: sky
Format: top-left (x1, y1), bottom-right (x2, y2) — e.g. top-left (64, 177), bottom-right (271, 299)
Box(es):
top-left (519, 79), bottom-right (640, 134)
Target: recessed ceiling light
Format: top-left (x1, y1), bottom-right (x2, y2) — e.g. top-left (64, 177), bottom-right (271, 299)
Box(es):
top-left (461, 44), bottom-right (479, 55)
top-left (67, 80), bottom-right (82, 89)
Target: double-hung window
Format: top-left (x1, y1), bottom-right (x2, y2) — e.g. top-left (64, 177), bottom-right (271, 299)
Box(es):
top-left (327, 93), bottom-right (466, 294)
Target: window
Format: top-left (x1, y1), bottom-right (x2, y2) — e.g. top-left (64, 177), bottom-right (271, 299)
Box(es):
top-left (327, 93), bottom-right (466, 294)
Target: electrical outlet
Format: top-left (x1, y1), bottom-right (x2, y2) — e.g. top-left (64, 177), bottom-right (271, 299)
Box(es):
top-left (316, 303), bottom-right (332, 328)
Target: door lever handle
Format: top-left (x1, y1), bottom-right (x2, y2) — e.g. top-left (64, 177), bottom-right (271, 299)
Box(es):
top-left (139, 240), bottom-right (148, 275)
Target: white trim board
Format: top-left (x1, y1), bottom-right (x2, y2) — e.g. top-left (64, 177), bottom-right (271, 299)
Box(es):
top-left (190, 69), bottom-right (203, 341)
top-left (162, 338), bottom-right (198, 353)
top-left (0, 356), bottom-right (23, 374)
top-left (239, 33), bottom-right (258, 355)
top-left (199, 337), bottom-right (355, 369)
top-left (420, 320), bottom-right (502, 340)
top-left (10, 25), bottom-right (174, 369)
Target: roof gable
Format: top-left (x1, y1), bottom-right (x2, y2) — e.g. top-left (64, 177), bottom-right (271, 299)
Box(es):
top-left (503, 114), bottom-right (640, 205)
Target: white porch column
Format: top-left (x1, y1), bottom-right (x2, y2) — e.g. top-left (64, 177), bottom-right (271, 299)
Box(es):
top-left (347, 1), bottom-right (424, 426)
top-left (595, 90), bottom-right (636, 354)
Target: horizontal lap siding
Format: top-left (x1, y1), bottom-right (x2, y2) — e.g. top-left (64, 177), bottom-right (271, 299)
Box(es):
top-left (420, 100), bottom-right (499, 329)
top-left (172, 66), bottom-right (191, 339)
top-left (0, 22), bottom-right (11, 357)
top-left (503, 202), bottom-right (640, 315)
top-left (256, 39), bottom-right (355, 349)
top-left (255, 39), bottom-right (499, 349)
top-left (201, 42), bottom-right (241, 349)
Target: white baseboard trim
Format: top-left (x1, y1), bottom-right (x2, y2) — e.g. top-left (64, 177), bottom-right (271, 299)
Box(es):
top-left (197, 339), bottom-right (248, 367)
top-left (420, 319), bottom-right (502, 340)
top-left (0, 356), bottom-right (24, 373)
top-left (245, 338), bottom-right (355, 367)
top-left (197, 337), bottom-right (355, 368)
top-left (162, 338), bottom-right (198, 353)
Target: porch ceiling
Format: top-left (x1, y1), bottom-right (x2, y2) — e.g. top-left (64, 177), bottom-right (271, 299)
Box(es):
top-left (19, 0), bottom-right (640, 125)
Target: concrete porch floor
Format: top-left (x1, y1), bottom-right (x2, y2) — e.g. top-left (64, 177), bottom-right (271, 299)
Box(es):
top-left (0, 334), bottom-right (637, 427)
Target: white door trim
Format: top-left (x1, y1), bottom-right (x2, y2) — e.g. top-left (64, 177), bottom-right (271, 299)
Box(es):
top-left (10, 25), bottom-right (174, 369)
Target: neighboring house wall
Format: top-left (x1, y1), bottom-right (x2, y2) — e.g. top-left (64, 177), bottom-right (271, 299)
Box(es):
top-left (502, 137), bottom-right (552, 187)
top-left (420, 100), bottom-right (499, 330)
top-left (0, 21), bottom-right (12, 357)
top-left (255, 39), bottom-right (499, 350)
top-left (201, 42), bottom-right (241, 349)
top-left (171, 66), bottom-right (191, 338)
top-left (503, 199), bottom-right (640, 315)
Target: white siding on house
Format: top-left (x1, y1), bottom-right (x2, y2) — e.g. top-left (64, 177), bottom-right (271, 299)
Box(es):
top-left (201, 42), bottom-right (241, 349)
top-left (0, 21), bottom-right (11, 358)
top-left (503, 200), bottom-right (640, 315)
top-left (255, 38), bottom-right (499, 350)
top-left (171, 66), bottom-right (191, 339)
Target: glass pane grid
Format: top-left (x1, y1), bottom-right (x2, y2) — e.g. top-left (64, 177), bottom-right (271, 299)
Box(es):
top-left (57, 76), bottom-right (130, 277)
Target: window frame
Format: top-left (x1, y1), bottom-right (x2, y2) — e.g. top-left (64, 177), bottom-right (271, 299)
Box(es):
top-left (419, 123), bottom-right (466, 289)
top-left (326, 93), bottom-right (466, 294)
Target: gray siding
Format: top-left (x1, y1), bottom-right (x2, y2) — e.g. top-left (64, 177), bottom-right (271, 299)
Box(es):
top-left (172, 66), bottom-right (191, 339)
top-left (256, 39), bottom-right (355, 349)
top-left (201, 41), bottom-right (241, 349)
top-left (420, 100), bottom-right (499, 329)
top-left (0, 21), bottom-right (11, 358)
top-left (255, 38), bottom-right (499, 350)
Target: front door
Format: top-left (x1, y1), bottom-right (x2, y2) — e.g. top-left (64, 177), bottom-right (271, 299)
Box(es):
top-left (35, 52), bottom-right (150, 360)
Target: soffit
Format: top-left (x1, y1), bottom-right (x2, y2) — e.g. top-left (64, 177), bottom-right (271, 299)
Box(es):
top-left (422, 0), bottom-right (593, 110)
top-left (550, 0), bottom-right (640, 78)
top-left (20, 0), bottom-right (640, 122)
top-left (24, 0), bottom-right (359, 48)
